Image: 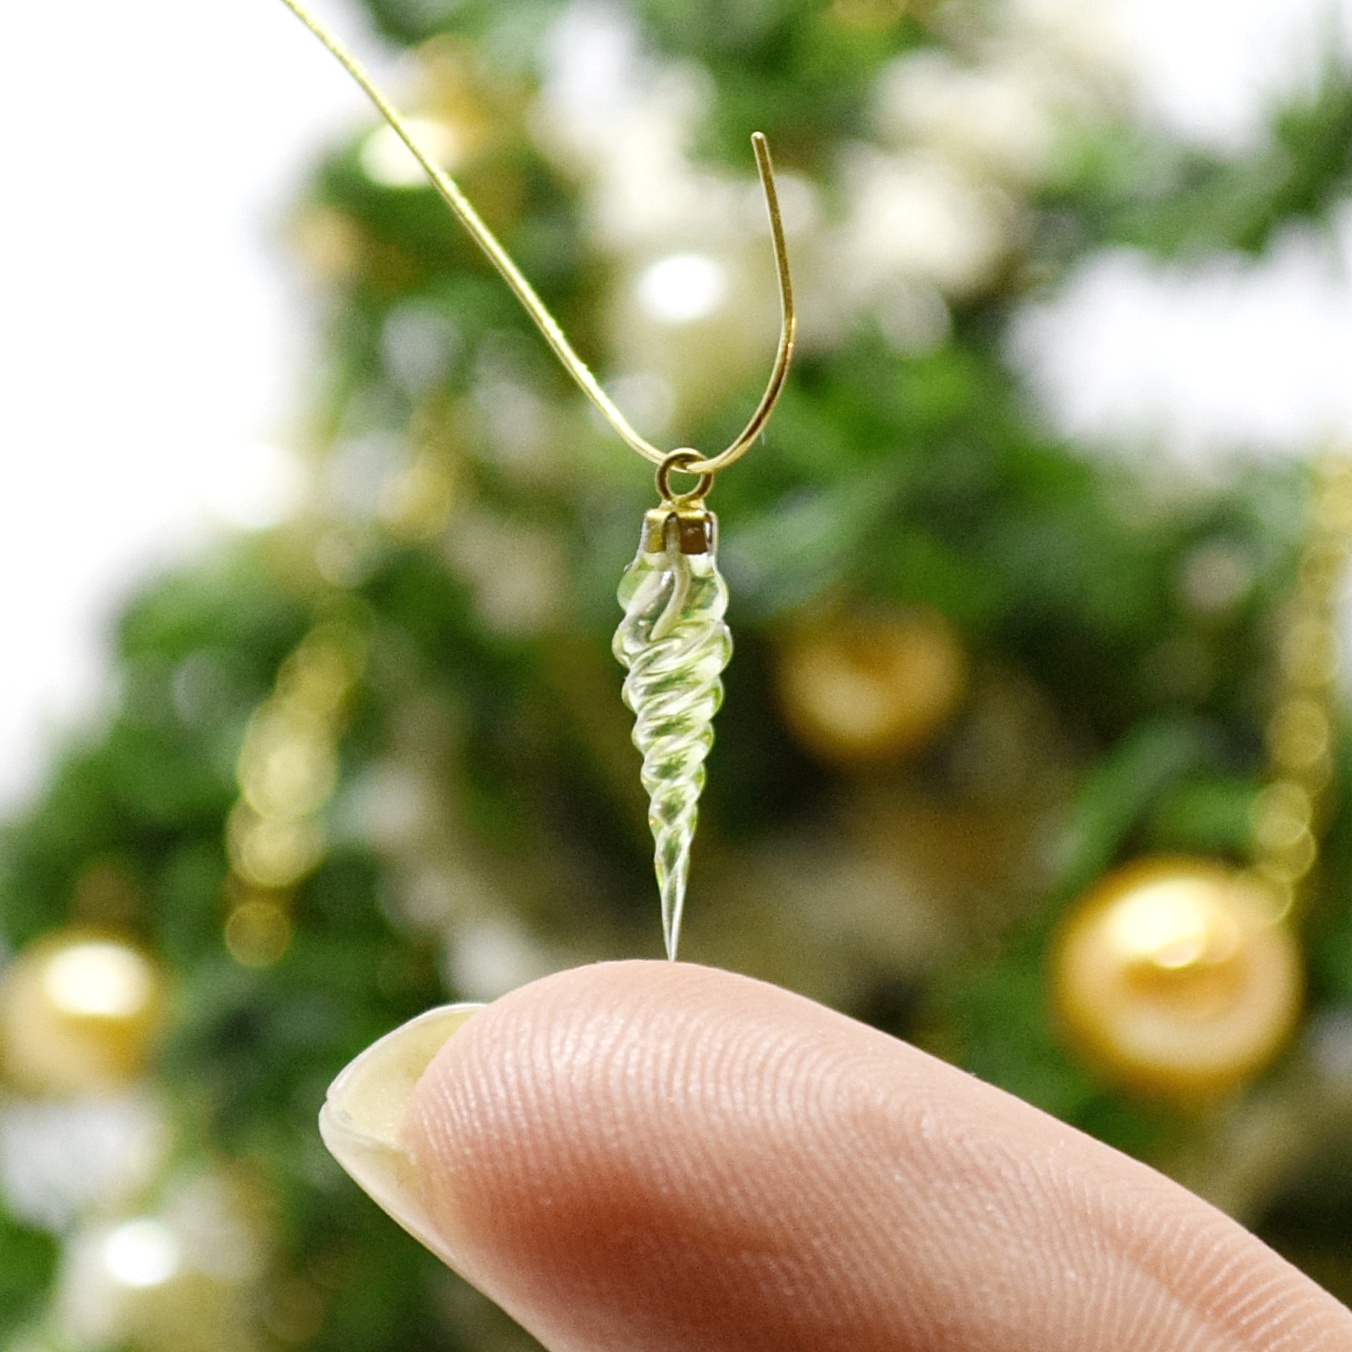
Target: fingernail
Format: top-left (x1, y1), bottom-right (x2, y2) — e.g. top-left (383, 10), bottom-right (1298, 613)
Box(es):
top-left (319, 1003), bottom-right (483, 1258)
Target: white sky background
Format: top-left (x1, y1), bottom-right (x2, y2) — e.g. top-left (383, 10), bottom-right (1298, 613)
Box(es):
top-left (1018, 0), bottom-right (1352, 464)
top-left (0, 0), bottom-right (381, 809)
top-left (0, 0), bottom-right (1350, 812)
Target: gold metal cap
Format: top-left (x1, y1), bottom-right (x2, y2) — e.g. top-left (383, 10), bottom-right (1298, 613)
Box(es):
top-left (641, 508), bottom-right (718, 555)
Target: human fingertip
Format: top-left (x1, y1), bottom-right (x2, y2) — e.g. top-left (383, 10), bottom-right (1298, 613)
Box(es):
top-left (319, 1001), bottom-right (484, 1265)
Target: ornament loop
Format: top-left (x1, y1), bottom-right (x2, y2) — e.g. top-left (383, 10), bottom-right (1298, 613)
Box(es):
top-left (656, 450), bottom-right (715, 508)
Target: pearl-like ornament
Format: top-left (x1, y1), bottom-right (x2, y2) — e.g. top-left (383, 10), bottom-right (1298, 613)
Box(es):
top-left (777, 606), bottom-right (966, 763)
top-left (1050, 857), bottom-right (1301, 1102)
top-left (0, 930), bottom-right (164, 1096)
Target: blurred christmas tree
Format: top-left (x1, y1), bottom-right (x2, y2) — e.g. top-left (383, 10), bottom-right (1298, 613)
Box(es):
top-left (5, 0), bottom-right (1352, 1347)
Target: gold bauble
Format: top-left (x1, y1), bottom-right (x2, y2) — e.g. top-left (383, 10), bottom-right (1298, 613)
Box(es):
top-left (777, 606), bottom-right (967, 762)
top-left (1050, 858), bottom-right (1301, 1102)
top-left (0, 930), bottom-right (164, 1095)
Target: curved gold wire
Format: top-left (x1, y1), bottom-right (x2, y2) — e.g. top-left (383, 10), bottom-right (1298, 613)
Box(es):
top-left (277, 0), bottom-right (795, 478)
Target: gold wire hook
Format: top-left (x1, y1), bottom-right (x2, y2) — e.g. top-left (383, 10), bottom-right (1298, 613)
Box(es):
top-left (276, 0), bottom-right (795, 482)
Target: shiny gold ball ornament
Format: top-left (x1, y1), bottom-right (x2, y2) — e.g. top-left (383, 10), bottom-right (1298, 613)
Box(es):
top-left (0, 931), bottom-right (164, 1095)
top-left (777, 606), bottom-right (967, 762)
top-left (1050, 858), bottom-right (1301, 1102)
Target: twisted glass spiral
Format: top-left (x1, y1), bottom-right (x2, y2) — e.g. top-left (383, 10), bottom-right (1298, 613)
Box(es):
top-left (613, 530), bottom-right (732, 959)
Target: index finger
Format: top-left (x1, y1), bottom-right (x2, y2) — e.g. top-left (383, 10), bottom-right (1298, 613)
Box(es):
top-left (337, 961), bottom-right (1352, 1351)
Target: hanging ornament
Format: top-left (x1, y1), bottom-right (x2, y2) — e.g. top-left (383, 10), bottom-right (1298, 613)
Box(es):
top-left (1050, 857), bottom-right (1301, 1102)
top-left (0, 930), bottom-right (164, 1097)
top-left (277, 0), bottom-right (795, 960)
top-left (776, 605), bottom-right (967, 763)
top-left (614, 462), bottom-right (734, 958)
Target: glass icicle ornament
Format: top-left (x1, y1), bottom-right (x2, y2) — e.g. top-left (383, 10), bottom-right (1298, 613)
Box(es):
top-left (277, 0), bottom-right (794, 956)
top-left (614, 481), bottom-right (732, 958)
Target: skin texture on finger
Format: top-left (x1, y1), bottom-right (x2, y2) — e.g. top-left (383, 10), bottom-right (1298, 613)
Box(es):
top-left (402, 961), bottom-right (1352, 1352)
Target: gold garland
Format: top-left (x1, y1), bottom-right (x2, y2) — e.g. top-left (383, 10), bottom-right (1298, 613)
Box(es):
top-left (223, 621), bottom-right (367, 967)
top-left (1249, 453), bottom-right (1352, 918)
